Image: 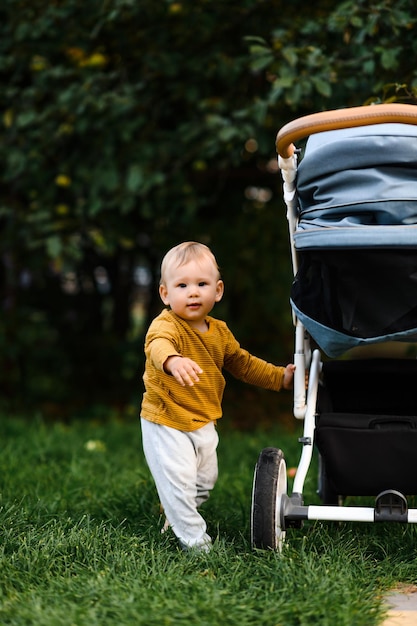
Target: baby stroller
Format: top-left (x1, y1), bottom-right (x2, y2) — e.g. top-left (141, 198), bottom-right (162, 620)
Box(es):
top-left (251, 103), bottom-right (417, 550)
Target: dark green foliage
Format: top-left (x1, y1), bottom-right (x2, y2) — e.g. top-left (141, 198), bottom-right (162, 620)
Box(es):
top-left (1, 0), bottom-right (416, 410)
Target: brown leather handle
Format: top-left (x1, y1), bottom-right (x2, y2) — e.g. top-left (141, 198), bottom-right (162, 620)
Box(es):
top-left (276, 103), bottom-right (417, 158)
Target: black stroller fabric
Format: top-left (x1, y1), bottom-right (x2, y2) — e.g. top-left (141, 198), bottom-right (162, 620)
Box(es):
top-left (292, 249), bottom-right (417, 339)
top-left (316, 359), bottom-right (417, 496)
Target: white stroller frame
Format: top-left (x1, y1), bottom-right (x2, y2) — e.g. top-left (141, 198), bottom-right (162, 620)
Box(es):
top-left (251, 104), bottom-right (417, 550)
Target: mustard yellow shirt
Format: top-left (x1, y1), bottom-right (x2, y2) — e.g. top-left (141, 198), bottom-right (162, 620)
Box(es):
top-left (141, 309), bottom-right (285, 431)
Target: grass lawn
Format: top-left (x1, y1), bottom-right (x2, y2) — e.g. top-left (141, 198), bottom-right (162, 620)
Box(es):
top-left (1, 412), bottom-right (417, 625)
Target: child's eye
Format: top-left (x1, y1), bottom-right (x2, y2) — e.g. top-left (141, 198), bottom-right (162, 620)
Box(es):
top-left (178, 283), bottom-right (187, 288)
top-left (198, 281), bottom-right (207, 287)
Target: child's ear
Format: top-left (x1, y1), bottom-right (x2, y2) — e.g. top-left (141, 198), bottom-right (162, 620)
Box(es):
top-left (215, 279), bottom-right (224, 302)
top-left (159, 284), bottom-right (169, 305)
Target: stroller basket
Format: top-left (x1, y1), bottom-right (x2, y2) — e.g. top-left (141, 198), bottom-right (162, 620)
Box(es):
top-left (316, 359), bottom-right (417, 496)
top-left (251, 104), bottom-right (417, 551)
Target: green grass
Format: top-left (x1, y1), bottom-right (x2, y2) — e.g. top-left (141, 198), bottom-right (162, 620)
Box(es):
top-left (1, 414), bottom-right (416, 625)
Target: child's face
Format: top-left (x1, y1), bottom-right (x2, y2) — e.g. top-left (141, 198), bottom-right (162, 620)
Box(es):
top-left (159, 258), bottom-right (224, 329)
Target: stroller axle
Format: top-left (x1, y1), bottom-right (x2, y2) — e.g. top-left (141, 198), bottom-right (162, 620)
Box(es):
top-left (282, 490), bottom-right (411, 525)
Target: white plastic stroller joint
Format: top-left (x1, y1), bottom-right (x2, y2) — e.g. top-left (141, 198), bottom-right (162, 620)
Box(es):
top-left (251, 103), bottom-right (417, 551)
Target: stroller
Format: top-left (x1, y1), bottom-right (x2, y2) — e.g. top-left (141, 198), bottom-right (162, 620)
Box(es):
top-left (251, 103), bottom-right (417, 550)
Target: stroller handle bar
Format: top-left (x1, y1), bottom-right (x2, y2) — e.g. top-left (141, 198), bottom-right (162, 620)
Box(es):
top-left (276, 103), bottom-right (417, 158)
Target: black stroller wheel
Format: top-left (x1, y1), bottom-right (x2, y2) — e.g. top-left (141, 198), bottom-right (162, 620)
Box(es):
top-left (251, 447), bottom-right (287, 551)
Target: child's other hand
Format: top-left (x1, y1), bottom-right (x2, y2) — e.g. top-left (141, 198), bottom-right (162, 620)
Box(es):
top-left (282, 363), bottom-right (296, 390)
top-left (164, 356), bottom-right (203, 387)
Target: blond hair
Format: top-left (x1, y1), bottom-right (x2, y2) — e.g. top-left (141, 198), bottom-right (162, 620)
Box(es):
top-left (160, 241), bottom-right (220, 285)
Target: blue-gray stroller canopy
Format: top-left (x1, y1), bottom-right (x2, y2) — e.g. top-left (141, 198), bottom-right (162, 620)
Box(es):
top-left (295, 123), bottom-right (417, 249)
top-left (289, 122), bottom-right (417, 357)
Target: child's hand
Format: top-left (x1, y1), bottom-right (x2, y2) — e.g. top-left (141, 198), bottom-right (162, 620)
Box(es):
top-left (282, 363), bottom-right (296, 390)
top-left (164, 356), bottom-right (203, 387)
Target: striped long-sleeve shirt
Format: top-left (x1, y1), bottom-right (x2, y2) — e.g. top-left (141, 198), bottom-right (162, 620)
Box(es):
top-left (141, 309), bottom-right (285, 431)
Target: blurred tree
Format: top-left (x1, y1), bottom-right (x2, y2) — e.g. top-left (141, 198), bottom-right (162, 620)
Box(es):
top-left (247, 0), bottom-right (417, 114)
top-left (0, 0), bottom-right (416, 412)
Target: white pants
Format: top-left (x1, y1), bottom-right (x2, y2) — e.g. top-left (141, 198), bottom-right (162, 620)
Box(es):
top-left (140, 418), bottom-right (219, 549)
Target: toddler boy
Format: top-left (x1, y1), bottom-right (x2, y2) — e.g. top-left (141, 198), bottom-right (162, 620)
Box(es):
top-left (141, 241), bottom-right (295, 551)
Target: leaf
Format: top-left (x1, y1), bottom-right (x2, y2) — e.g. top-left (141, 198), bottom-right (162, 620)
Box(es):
top-left (249, 52), bottom-right (274, 72)
top-left (100, 168), bottom-right (120, 192)
top-left (244, 35), bottom-right (268, 46)
top-left (282, 48), bottom-right (298, 67)
top-left (380, 48), bottom-right (399, 71)
top-left (312, 76), bottom-right (332, 98)
top-left (218, 126), bottom-right (237, 142)
top-left (126, 164), bottom-right (144, 193)
top-left (15, 110), bottom-right (38, 128)
top-left (46, 235), bottom-right (62, 259)
top-left (249, 44), bottom-right (271, 55)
